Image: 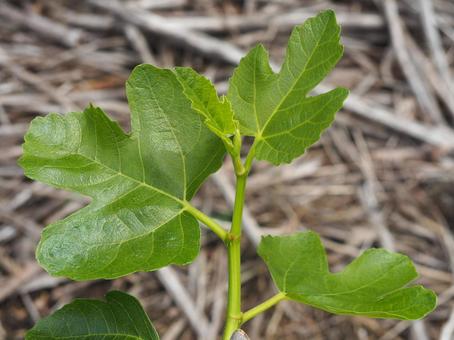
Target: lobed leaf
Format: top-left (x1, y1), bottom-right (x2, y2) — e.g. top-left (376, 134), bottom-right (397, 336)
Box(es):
top-left (258, 231), bottom-right (437, 319)
top-left (19, 64), bottom-right (225, 280)
top-left (26, 291), bottom-right (159, 340)
top-left (228, 10), bottom-right (348, 164)
top-left (174, 67), bottom-right (236, 139)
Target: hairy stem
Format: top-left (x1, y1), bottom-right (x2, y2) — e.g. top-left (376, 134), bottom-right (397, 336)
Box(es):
top-left (241, 293), bottom-right (287, 324)
top-left (223, 173), bottom-right (247, 340)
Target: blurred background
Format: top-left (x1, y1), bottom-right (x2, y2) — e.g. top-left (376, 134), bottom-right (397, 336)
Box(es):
top-left (0, 0), bottom-right (454, 339)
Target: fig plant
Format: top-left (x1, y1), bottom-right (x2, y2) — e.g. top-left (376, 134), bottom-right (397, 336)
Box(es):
top-left (21, 10), bottom-right (436, 340)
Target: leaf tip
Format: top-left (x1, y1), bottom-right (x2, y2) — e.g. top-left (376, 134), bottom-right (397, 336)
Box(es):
top-left (338, 86), bottom-right (350, 98)
top-left (320, 8), bottom-right (336, 18)
top-left (402, 285), bottom-right (437, 320)
top-left (426, 288), bottom-right (438, 315)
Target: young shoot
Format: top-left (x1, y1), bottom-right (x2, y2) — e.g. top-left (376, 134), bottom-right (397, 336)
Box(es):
top-left (21, 10), bottom-right (436, 340)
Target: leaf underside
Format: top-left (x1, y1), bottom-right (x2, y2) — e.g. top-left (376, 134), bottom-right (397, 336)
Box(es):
top-left (258, 232), bottom-right (437, 320)
top-left (228, 9), bottom-right (349, 165)
top-left (25, 291), bottom-right (159, 340)
top-left (19, 64), bottom-right (225, 280)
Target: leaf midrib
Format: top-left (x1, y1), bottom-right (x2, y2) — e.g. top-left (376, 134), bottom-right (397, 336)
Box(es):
top-left (76, 112), bottom-right (187, 206)
top-left (284, 256), bottom-right (409, 298)
top-left (260, 89), bottom-right (345, 140)
top-left (30, 333), bottom-right (145, 339)
top-left (140, 75), bottom-right (188, 200)
top-left (255, 15), bottom-right (333, 140)
top-left (70, 150), bottom-right (187, 209)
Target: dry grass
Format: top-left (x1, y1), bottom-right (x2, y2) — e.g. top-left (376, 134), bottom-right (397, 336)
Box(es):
top-left (0, 0), bottom-right (454, 339)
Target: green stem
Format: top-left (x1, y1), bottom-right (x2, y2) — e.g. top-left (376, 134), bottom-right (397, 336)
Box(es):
top-left (230, 174), bottom-right (247, 236)
top-left (243, 141), bottom-right (256, 174)
top-left (223, 236), bottom-right (242, 339)
top-left (230, 129), bottom-right (246, 176)
top-left (241, 293), bottom-right (287, 325)
top-left (223, 173), bottom-right (247, 340)
top-left (184, 204), bottom-right (228, 241)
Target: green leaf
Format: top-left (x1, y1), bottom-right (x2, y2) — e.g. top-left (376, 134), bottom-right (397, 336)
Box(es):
top-left (26, 291), bottom-right (159, 340)
top-left (228, 10), bottom-right (348, 165)
top-left (19, 64), bottom-right (225, 280)
top-left (258, 231), bottom-right (437, 320)
top-left (174, 67), bottom-right (236, 139)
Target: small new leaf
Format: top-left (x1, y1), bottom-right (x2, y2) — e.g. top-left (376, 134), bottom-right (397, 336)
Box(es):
top-left (26, 291), bottom-right (159, 340)
top-left (228, 10), bottom-right (348, 164)
top-left (258, 232), bottom-right (437, 319)
top-left (19, 64), bottom-right (225, 280)
top-left (175, 67), bottom-right (236, 140)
